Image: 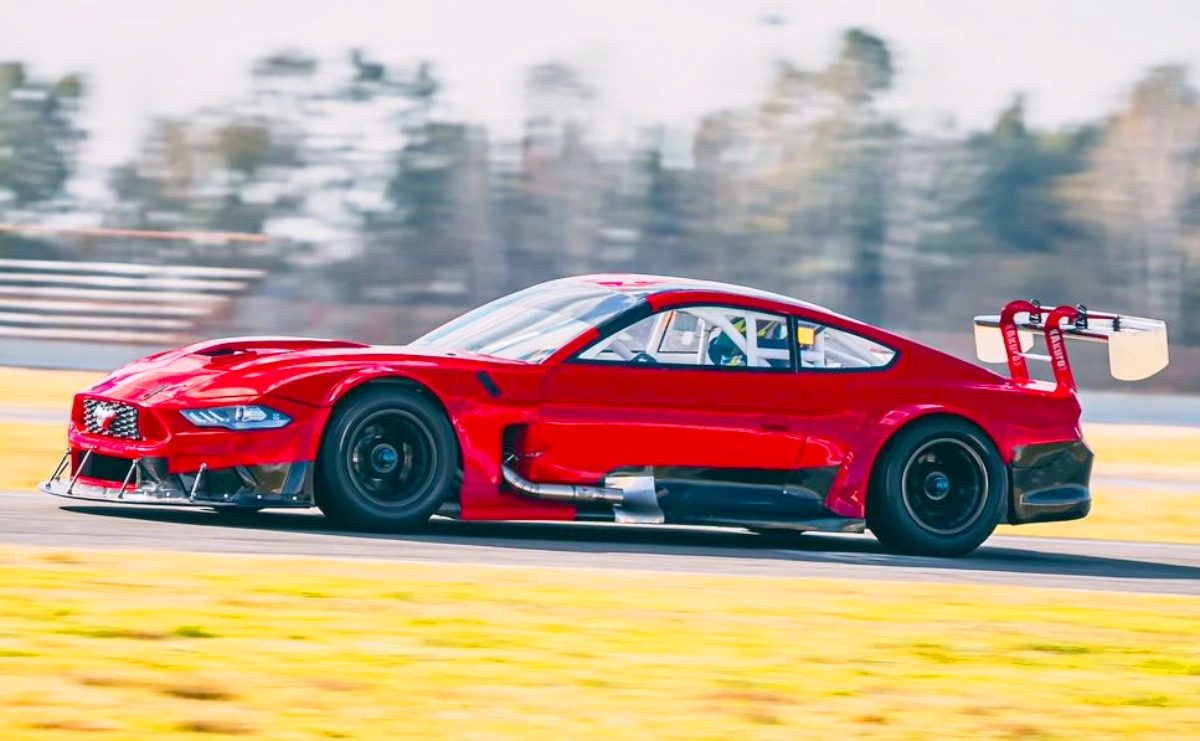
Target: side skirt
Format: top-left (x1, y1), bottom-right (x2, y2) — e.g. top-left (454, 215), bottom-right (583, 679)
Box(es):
top-left (567, 464), bottom-right (862, 532)
top-left (677, 515), bottom-right (866, 534)
top-left (570, 504), bottom-right (865, 533)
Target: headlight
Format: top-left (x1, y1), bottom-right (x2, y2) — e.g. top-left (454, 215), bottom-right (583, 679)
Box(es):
top-left (180, 405), bottom-right (291, 431)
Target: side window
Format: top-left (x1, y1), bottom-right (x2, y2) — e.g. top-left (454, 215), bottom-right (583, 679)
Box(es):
top-left (578, 306), bottom-right (792, 370)
top-left (796, 322), bottom-right (896, 370)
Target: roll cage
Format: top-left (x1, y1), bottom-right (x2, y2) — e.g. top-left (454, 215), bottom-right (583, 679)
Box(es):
top-left (578, 305), bottom-right (792, 368)
top-left (573, 299), bottom-right (896, 371)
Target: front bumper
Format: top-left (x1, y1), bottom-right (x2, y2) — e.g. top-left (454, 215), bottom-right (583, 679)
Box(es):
top-left (39, 449), bottom-right (314, 508)
top-left (1009, 440), bottom-right (1094, 525)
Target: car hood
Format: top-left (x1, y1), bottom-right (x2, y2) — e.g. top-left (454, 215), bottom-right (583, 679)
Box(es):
top-left (83, 336), bottom-right (521, 406)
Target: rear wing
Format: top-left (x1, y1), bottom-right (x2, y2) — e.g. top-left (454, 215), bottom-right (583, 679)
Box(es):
top-left (974, 300), bottom-right (1169, 395)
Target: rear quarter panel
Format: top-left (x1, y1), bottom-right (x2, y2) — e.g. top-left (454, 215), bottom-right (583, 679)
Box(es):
top-left (810, 341), bottom-right (1083, 518)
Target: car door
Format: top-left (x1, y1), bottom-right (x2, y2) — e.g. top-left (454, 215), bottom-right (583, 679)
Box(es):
top-left (523, 303), bottom-right (817, 521)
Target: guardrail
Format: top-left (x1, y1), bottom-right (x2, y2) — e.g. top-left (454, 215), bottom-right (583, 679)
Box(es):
top-left (0, 259), bottom-right (265, 344)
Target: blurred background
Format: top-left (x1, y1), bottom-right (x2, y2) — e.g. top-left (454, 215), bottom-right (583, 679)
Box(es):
top-left (2, 0), bottom-right (1200, 391)
top-left (0, 9), bottom-right (1196, 737)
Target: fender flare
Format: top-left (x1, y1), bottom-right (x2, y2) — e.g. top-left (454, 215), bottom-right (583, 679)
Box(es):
top-left (319, 367), bottom-right (453, 413)
top-left (824, 404), bottom-right (1004, 519)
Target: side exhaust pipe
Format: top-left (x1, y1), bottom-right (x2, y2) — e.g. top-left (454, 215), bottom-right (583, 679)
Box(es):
top-left (501, 464), bottom-right (623, 504)
top-left (501, 463), bottom-right (665, 524)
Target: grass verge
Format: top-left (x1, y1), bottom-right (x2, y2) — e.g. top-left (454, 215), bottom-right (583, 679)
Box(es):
top-left (0, 422), bottom-right (65, 491)
top-left (1085, 423), bottom-right (1200, 468)
top-left (0, 367), bottom-right (103, 411)
top-left (0, 546), bottom-right (1197, 740)
top-left (996, 485), bottom-right (1200, 544)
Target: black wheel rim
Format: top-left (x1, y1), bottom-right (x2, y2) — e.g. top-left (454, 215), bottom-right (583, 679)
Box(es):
top-left (900, 437), bottom-right (989, 536)
top-left (345, 410), bottom-right (438, 509)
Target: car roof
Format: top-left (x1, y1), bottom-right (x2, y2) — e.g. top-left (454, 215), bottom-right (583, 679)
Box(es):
top-left (566, 273), bottom-right (838, 316)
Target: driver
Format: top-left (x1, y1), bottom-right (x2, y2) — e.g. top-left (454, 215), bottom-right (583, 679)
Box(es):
top-left (707, 317), bottom-right (788, 367)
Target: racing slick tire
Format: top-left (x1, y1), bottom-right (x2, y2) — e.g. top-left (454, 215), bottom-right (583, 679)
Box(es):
top-left (315, 386), bottom-right (459, 532)
top-left (867, 417), bottom-right (1007, 558)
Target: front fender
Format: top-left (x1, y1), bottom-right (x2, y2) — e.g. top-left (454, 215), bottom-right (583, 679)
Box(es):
top-left (268, 364), bottom-right (476, 413)
top-left (319, 367), bottom-right (452, 408)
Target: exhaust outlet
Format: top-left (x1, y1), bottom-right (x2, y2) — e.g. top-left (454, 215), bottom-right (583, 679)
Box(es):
top-left (501, 464), bottom-right (624, 504)
top-left (501, 464), bottom-right (664, 524)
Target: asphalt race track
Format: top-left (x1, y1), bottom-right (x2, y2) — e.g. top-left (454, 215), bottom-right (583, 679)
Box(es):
top-left (1, 491), bottom-right (1197, 596)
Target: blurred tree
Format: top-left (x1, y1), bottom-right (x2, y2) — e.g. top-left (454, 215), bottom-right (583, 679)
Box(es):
top-left (376, 62), bottom-right (502, 300)
top-left (246, 50), bottom-right (318, 139)
top-left (820, 27), bottom-right (894, 104)
top-left (1062, 65), bottom-right (1200, 340)
top-left (639, 135), bottom-right (698, 274)
top-left (105, 52), bottom-right (315, 257)
top-left (824, 29), bottom-right (897, 324)
top-left (389, 127), bottom-right (458, 241)
top-left (964, 96), bottom-right (1096, 254)
top-left (756, 28), bottom-right (899, 322)
top-left (108, 116), bottom-right (276, 239)
top-left (65, 28), bottom-right (1200, 354)
top-left (108, 119), bottom-right (191, 219)
top-left (513, 60), bottom-right (601, 280)
top-left (0, 61), bottom-right (86, 209)
top-left (386, 121), bottom-right (467, 283)
top-left (215, 123), bottom-right (273, 176)
top-left (644, 148), bottom-right (691, 243)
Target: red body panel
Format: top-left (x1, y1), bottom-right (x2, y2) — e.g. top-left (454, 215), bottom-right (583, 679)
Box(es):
top-left (58, 275), bottom-right (1086, 522)
top-left (527, 363), bottom-right (809, 482)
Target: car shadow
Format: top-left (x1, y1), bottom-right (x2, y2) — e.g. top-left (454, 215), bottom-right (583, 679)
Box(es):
top-left (58, 504), bottom-right (1200, 586)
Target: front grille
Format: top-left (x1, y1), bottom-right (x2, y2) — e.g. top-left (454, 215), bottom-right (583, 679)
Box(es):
top-left (83, 399), bottom-right (141, 440)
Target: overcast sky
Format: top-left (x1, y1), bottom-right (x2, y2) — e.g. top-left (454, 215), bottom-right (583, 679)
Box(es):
top-left (4, 0), bottom-right (1200, 169)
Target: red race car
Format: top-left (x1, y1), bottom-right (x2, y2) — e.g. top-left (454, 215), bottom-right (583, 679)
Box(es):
top-left (40, 274), bottom-right (1169, 556)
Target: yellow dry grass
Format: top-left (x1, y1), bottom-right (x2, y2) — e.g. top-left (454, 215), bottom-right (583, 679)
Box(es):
top-left (0, 366), bottom-right (102, 410)
top-left (996, 485), bottom-right (1199, 544)
top-left (0, 422), bottom-right (65, 490)
top-left (1084, 423), bottom-right (1200, 469)
top-left (0, 546), bottom-right (1195, 741)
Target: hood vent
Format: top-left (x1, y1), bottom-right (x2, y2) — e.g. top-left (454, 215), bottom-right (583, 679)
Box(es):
top-left (185, 337), bottom-right (371, 359)
top-left (197, 347), bottom-right (247, 358)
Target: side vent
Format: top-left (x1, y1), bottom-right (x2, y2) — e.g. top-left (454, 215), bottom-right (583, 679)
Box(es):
top-left (477, 371), bottom-right (502, 398)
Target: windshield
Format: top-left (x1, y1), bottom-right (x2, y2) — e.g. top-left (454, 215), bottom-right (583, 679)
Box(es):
top-left (410, 280), bottom-right (639, 362)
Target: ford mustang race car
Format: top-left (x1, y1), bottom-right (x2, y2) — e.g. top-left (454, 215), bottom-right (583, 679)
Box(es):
top-left (40, 274), bottom-right (1169, 556)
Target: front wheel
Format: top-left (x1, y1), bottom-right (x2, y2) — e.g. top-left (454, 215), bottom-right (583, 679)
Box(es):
top-left (315, 386), bottom-right (459, 531)
top-left (867, 418), bottom-right (1007, 557)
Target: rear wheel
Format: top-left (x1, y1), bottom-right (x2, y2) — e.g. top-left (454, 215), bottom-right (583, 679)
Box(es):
top-left (867, 418), bottom-right (1006, 557)
top-left (315, 386), bottom-right (459, 531)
